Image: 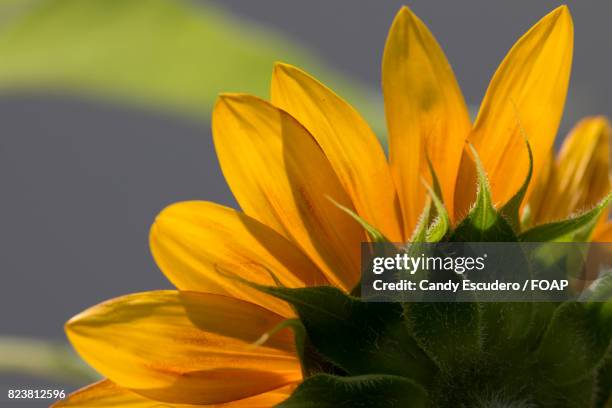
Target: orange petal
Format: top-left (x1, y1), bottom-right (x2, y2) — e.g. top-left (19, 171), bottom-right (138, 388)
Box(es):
top-left (150, 201), bottom-right (328, 317)
top-left (66, 291), bottom-right (301, 405)
top-left (532, 117), bottom-right (610, 224)
top-left (52, 379), bottom-right (195, 407)
top-left (212, 94), bottom-right (363, 290)
top-left (524, 149), bottom-right (555, 226)
top-left (555, 117), bottom-right (610, 218)
top-left (382, 6), bottom-right (471, 234)
top-left (53, 379), bottom-right (295, 407)
top-left (456, 6), bottom-right (573, 217)
top-left (593, 221), bottom-right (612, 243)
top-left (271, 63), bottom-right (403, 242)
top-left (209, 384), bottom-right (295, 407)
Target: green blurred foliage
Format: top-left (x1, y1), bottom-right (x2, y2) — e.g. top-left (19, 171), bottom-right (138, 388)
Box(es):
top-left (0, 336), bottom-right (99, 383)
top-left (0, 0), bottom-right (385, 138)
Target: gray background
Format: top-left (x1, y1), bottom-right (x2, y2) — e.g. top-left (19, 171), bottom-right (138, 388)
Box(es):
top-left (1, 0), bottom-right (611, 402)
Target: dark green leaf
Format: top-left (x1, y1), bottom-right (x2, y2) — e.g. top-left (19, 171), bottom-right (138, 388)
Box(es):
top-left (272, 319), bottom-right (345, 378)
top-left (480, 302), bottom-right (560, 361)
top-left (255, 285), bottom-right (436, 385)
top-left (536, 302), bottom-right (612, 385)
top-left (519, 193), bottom-right (612, 242)
top-left (277, 374), bottom-right (428, 408)
top-left (403, 303), bottom-right (481, 372)
top-left (594, 348), bottom-right (612, 408)
top-left (534, 373), bottom-right (596, 408)
top-left (477, 246), bottom-right (543, 354)
top-left (479, 303), bottom-right (534, 352)
top-left (252, 318), bottom-right (329, 378)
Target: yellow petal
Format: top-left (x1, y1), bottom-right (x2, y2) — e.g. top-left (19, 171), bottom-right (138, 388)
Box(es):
top-left (382, 6), bottom-right (471, 234)
top-left (524, 149), bottom-right (555, 226)
top-left (271, 63), bottom-right (403, 242)
top-left (150, 201), bottom-right (329, 317)
top-left (532, 117), bottom-right (610, 224)
top-left (593, 221), bottom-right (612, 242)
top-left (52, 380), bottom-right (192, 407)
top-left (555, 117), bottom-right (610, 217)
top-left (206, 384), bottom-right (295, 407)
top-left (456, 6), bottom-right (573, 216)
top-left (66, 291), bottom-right (301, 405)
top-left (212, 94), bottom-right (362, 290)
top-left (53, 380), bottom-right (294, 408)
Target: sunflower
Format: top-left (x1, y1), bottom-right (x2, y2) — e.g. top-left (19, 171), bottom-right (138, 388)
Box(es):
top-left (55, 5), bottom-right (611, 408)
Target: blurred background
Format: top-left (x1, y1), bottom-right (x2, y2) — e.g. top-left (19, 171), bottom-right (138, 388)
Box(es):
top-left (1, 0), bottom-right (611, 405)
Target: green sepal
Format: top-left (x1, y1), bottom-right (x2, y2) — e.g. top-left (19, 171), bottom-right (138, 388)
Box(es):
top-left (403, 303), bottom-right (481, 372)
top-left (477, 248), bottom-right (540, 354)
top-left (536, 302), bottom-right (612, 385)
top-left (252, 318), bottom-right (340, 378)
top-left (252, 318), bottom-right (304, 349)
top-left (328, 196), bottom-right (389, 243)
top-left (499, 139), bottom-right (533, 233)
top-left (424, 155), bottom-right (451, 242)
top-left (410, 157), bottom-right (451, 244)
top-left (479, 302), bottom-right (535, 352)
top-left (519, 192), bottom-right (612, 242)
top-left (534, 373), bottom-right (597, 408)
top-left (594, 348), bottom-right (612, 408)
top-left (410, 199), bottom-right (432, 243)
top-left (329, 195), bottom-right (397, 297)
top-left (423, 181), bottom-right (451, 243)
top-left (251, 285), bottom-right (436, 384)
top-left (450, 145), bottom-right (517, 242)
top-left (426, 154), bottom-right (445, 211)
top-left (326, 197), bottom-right (390, 297)
top-left (277, 374), bottom-right (429, 408)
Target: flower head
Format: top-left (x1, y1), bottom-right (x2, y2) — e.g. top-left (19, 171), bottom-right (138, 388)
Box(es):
top-left (56, 5), bottom-right (611, 407)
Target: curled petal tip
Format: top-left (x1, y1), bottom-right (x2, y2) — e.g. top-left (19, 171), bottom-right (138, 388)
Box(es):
top-left (556, 4), bottom-right (570, 15)
top-left (552, 4), bottom-right (573, 27)
top-left (272, 62), bottom-right (301, 81)
top-left (272, 61), bottom-right (291, 72)
top-left (397, 5), bottom-right (413, 15)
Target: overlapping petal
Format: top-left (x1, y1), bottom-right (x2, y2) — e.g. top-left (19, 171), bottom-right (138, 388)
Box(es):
top-left (65, 291), bottom-right (301, 405)
top-left (525, 150), bottom-right (554, 226)
top-left (53, 379), bottom-right (196, 407)
top-left (150, 201), bottom-right (328, 317)
top-left (212, 94), bottom-right (362, 290)
top-left (455, 5), bottom-right (573, 217)
top-left (529, 117), bottom-right (610, 225)
top-left (382, 6), bottom-right (471, 233)
top-left (271, 63), bottom-right (403, 242)
top-left (53, 379), bottom-right (294, 407)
